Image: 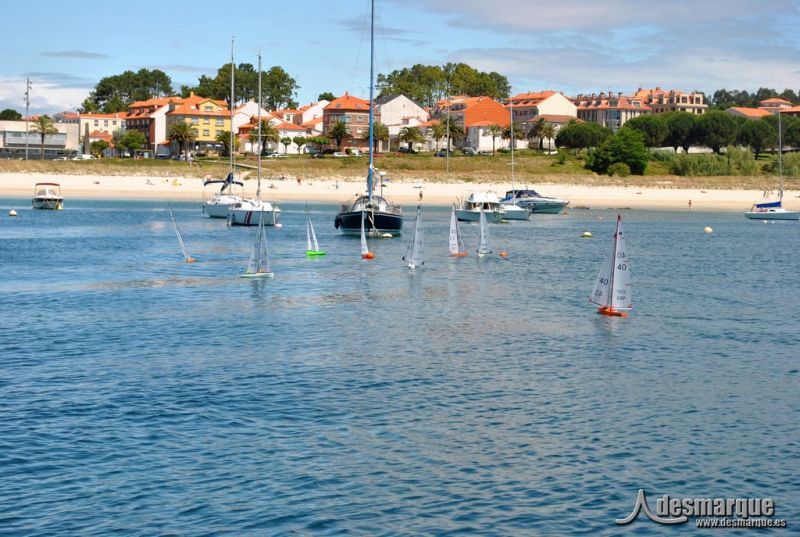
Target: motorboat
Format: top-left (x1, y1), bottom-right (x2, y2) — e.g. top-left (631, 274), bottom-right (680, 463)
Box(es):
top-left (456, 191), bottom-right (505, 223)
top-left (32, 182), bottom-right (64, 210)
top-left (500, 189), bottom-right (570, 214)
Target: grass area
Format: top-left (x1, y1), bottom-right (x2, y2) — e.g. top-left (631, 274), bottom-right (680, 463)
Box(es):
top-left (2, 151), bottom-right (797, 190)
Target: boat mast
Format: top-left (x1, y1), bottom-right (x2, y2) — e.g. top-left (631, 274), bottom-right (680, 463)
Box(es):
top-left (367, 0), bottom-right (375, 204)
top-left (510, 95), bottom-right (515, 197)
top-left (257, 50), bottom-right (262, 201)
top-left (24, 77), bottom-right (31, 161)
top-left (230, 37), bottom-right (235, 177)
top-left (608, 215), bottom-right (620, 308)
top-left (778, 110), bottom-right (784, 200)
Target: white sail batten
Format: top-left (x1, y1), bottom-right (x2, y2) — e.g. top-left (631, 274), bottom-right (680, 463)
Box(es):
top-left (448, 206), bottom-right (460, 256)
top-left (477, 208), bottom-right (491, 256)
top-left (403, 207), bottom-right (424, 268)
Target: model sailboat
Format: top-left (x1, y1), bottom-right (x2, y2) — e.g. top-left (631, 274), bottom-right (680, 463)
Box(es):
top-left (477, 208), bottom-right (492, 257)
top-left (168, 206), bottom-right (196, 263)
top-left (361, 211), bottom-right (375, 260)
top-left (402, 206), bottom-right (424, 269)
top-left (590, 214), bottom-right (631, 316)
top-left (241, 209), bottom-right (274, 278)
top-left (305, 205), bottom-right (326, 257)
top-left (448, 205), bottom-right (467, 257)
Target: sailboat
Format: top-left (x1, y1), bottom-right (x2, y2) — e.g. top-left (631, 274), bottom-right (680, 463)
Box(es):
top-left (228, 50), bottom-right (282, 226)
top-left (305, 204), bottom-right (326, 257)
top-left (402, 206), bottom-right (424, 269)
top-left (590, 214), bottom-right (631, 317)
top-left (360, 210), bottom-right (375, 259)
top-left (333, 0), bottom-right (403, 236)
top-left (204, 37), bottom-right (243, 218)
top-left (477, 208), bottom-right (492, 257)
top-left (744, 112), bottom-right (799, 220)
top-left (168, 206), bottom-right (196, 263)
top-left (499, 97), bottom-right (530, 221)
top-left (448, 205), bottom-right (467, 257)
top-left (241, 209), bottom-right (274, 278)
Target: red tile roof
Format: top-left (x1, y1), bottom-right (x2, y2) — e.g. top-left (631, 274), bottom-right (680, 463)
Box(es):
top-left (760, 97), bottom-right (791, 105)
top-left (167, 104), bottom-right (228, 117)
top-left (325, 93), bottom-right (370, 112)
top-left (727, 107), bottom-right (772, 118)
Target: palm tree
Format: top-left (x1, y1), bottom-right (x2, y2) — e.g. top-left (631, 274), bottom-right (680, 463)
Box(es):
top-left (328, 120), bottom-right (349, 150)
top-left (502, 121), bottom-right (525, 150)
top-left (440, 116), bottom-right (464, 150)
top-left (539, 122), bottom-right (556, 152)
top-left (215, 130), bottom-right (239, 157)
top-left (168, 121), bottom-right (196, 159)
top-left (30, 115), bottom-right (58, 160)
top-left (487, 124), bottom-right (504, 155)
top-left (370, 122), bottom-right (389, 153)
top-left (248, 121), bottom-right (280, 154)
top-left (430, 121), bottom-right (446, 151)
top-left (527, 117), bottom-right (546, 152)
top-left (398, 126), bottom-right (424, 152)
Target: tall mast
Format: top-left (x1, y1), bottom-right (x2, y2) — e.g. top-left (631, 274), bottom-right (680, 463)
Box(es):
top-left (367, 0), bottom-right (375, 204)
top-left (510, 95), bottom-right (515, 195)
top-left (230, 37), bottom-right (235, 175)
top-left (24, 77), bottom-right (31, 161)
top-left (778, 110), bottom-right (784, 199)
top-left (257, 50), bottom-right (262, 200)
top-left (609, 215), bottom-right (620, 308)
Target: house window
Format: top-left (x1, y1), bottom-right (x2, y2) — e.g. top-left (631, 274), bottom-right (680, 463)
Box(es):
top-left (94, 120), bottom-right (98, 126)
top-left (344, 115), bottom-right (352, 123)
top-left (191, 118), bottom-right (199, 125)
top-left (203, 118), bottom-right (210, 125)
top-left (216, 119), bottom-right (224, 126)
top-left (203, 129), bottom-right (210, 136)
top-left (112, 121), bottom-right (117, 126)
top-left (204, 105), bottom-right (213, 111)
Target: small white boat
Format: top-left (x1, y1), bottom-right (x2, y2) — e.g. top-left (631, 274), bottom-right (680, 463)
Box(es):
top-left (402, 206), bottom-right (424, 269)
top-left (305, 205), bottom-right (326, 257)
top-left (590, 214), bottom-right (631, 317)
top-left (32, 182), bottom-right (64, 210)
top-left (477, 208), bottom-right (492, 257)
top-left (745, 113), bottom-right (799, 221)
top-left (448, 205), bottom-right (467, 257)
top-left (228, 199), bottom-right (281, 226)
top-left (241, 209), bottom-right (274, 278)
top-left (456, 191), bottom-right (505, 223)
top-left (499, 201), bottom-right (530, 220)
top-left (203, 173), bottom-right (243, 218)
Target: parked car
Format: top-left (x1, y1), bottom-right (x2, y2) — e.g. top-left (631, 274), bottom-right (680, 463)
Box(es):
top-left (435, 149), bottom-right (454, 157)
top-left (462, 147), bottom-right (477, 156)
top-left (332, 152), bottom-right (347, 158)
top-left (72, 154), bottom-right (95, 161)
top-left (155, 154), bottom-right (170, 160)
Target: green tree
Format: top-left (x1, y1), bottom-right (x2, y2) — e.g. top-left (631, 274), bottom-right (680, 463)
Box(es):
top-left (168, 121), bottom-right (196, 159)
top-left (29, 115), bottom-right (59, 160)
top-left (588, 128), bottom-right (649, 175)
top-left (370, 122), bottom-right (390, 152)
top-left (90, 139), bottom-right (110, 158)
top-left (328, 120), bottom-right (349, 149)
top-left (502, 121), bottom-right (525, 149)
top-left (317, 92), bottom-right (335, 102)
top-left (692, 111), bottom-right (738, 153)
top-left (215, 130), bottom-right (240, 156)
top-left (430, 121), bottom-right (446, 151)
top-left (83, 69), bottom-right (173, 112)
top-left (293, 135), bottom-right (307, 154)
top-left (487, 124), bottom-right (504, 155)
top-left (783, 116), bottom-right (800, 149)
top-left (377, 63), bottom-right (510, 107)
top-left (624, 115), bottom-right (668, 148)
top-left (182, 63), bottom-right (299, 109)
top-left (663, 112), bottom-right (696, 153)
top-left (280, 136), bottom-right (292, 154)
top-left (555, 121), bottom-right (611, 153)
top-left (539, 122), bottom-right (556, 152)
top-left (398, 126), bottom-right (424, 152)
top-left (440, 116), bottom-right (464, 150)
top-left (739, 119), bottom-right (776, 159)
top-left (0, 108), bottom-right (22, 120)
top-left (118, 130), bottom-right (147, 156)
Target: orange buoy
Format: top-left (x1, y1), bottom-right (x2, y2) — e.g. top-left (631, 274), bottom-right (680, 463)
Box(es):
top-left (185, 257), bottom-right (197, 264)
top-left (499, 251), bottom-right (509, 258)
top-left (362, 252), bottom-right (375, 260)
top-left (597, 307), bottom-right (627, 317)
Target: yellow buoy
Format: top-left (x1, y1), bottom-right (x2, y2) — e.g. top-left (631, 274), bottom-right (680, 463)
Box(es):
top-left (581, 231), bottom-right (592, 238)
top-left (704, 226), bottom-right (713, 234)
top-left (8, 209), bottom-right (17, 217)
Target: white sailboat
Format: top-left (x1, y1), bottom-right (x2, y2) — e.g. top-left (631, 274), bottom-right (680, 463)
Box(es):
top-left (402, 206), bottom-right (424, 269)
top-left (477, 208), bottom-right (492, 257)
top-left (500, 98), bottom-right (530, 221)
top-left (228, 50), bottom-right (282, 226)
top-left (744, 111), bottom-right (799, 220)
top-left (306, 204), bottom-right (325, 257)
top-left (448, 205), bottom-right (467, 257)
top-left (590, 214), bottom-right (631, 317)
top-left (168, 206), bottom-right (196, 263)
top-left (204, 37), bottom-right (242, 218)
top-left (241, 209), bottom-right (274, 278)
top-left (360, 210), bottom-right (374, 260)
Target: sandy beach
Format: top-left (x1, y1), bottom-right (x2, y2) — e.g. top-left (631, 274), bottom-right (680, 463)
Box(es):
top-left (1, 171), bottom-right (794, 211)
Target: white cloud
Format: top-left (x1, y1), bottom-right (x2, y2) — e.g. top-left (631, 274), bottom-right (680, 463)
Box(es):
top-left (0, 76), bottom-right (88, 114)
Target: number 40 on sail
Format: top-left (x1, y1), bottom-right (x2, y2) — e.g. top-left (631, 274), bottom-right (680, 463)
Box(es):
top-left (590, 215), bottom-right (632, 317)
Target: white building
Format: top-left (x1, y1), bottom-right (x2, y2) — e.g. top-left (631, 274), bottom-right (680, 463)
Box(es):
top-left (374, 94), bottom-right (429, 150)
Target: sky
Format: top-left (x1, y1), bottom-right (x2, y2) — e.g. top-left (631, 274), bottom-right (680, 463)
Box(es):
top-left (1, 0), bottom-right (799, 114)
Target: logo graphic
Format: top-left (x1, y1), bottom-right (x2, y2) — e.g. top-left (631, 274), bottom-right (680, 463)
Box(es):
top-left (616, 489), bottom-right (688, 525)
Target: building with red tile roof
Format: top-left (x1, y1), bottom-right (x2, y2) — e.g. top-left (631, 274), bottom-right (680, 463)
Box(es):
top-left (507, 91), bottom-right (577, 123)
top-left (322, 93), bottom-right (379, 149)
top-left (725, 107), bottom-right (773, 119)
top-left (630, 87), bottom-right (706, 115)
top-left (759, 97), bottom-right (793, 114)
top-left (574, 92), bottom-right (651, 130)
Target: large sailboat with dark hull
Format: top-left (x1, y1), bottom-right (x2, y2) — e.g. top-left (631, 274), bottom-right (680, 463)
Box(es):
top-left (334, 0), bottom-right (403, 236)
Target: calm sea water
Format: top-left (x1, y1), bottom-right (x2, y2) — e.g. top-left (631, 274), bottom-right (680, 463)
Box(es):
top-left (1, 198), bottom-right (798, 536)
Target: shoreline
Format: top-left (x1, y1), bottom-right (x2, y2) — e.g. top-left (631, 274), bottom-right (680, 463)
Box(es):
top-left (1, 172), bottom-right (795, 211)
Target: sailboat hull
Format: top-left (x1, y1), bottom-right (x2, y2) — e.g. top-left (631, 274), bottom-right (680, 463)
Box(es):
top-left (744, 209), bottom-right (800, 220)
top-left (228, 208), bottom-right (281, 226)
top-left (335, 211), bottom-right (403, 235)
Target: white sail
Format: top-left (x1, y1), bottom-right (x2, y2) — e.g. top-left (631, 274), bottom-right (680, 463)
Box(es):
top-left (245, 210), bottom-right (271, 275)
top-left (168, 207), bottom-right (192, 262)
top-left (306, 220), bottom-right (313, 251)
top-left (360, 210), bottom-right (370, 256)
top-left (309, 219), bottom-right (320, 252)
top-left (477, 208), bottom-right (491, 256)
top-left (403, 206), bottom-right (424, 268)
top-left (448, 206), bottom-right (459, 255)
top-left (590, 215), bottom-right (631, 310)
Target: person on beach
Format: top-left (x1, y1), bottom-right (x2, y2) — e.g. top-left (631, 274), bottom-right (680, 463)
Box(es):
top-left (419, 190), bottom-right (423, 201)
top-left (688, 199), bottom-right (692, 210)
